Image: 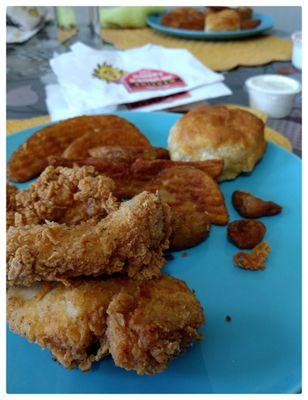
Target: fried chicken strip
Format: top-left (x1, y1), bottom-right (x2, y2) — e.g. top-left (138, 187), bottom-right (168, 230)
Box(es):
top-left (7, 275), bottom-right (205, 374)
top-left (48, 156), bottom-right (224, 198)
top-left (7, 192), bottom-right (171, 286)
top-left (106, 275), bottom-right (205, 375)
top-left (7, 182), bottom-right (19, 228)
top-left (9, 165), bottom-right (118, 227)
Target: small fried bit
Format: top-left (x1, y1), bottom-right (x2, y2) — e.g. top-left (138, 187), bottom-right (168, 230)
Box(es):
top-left (232, 190), bottom-right (282, 218)
top-left (225, 315), bottom-right (232, 322)
top-left (228, 219), bottom-right (266, 249)
top-left (234, 242), bottom-right (271, 270)
top-left (182, 252), bottom-right (189, 258)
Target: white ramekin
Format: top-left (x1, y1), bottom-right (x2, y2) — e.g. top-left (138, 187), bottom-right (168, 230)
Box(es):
top-left (245, 74), bottom-right (301, 119)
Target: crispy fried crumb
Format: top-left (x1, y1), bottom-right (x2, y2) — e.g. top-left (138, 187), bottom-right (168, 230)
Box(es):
top-left (234, 242), bottom-right (271, 270)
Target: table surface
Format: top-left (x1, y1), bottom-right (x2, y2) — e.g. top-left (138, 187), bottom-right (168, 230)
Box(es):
top-left (6, 23), bottom-right (302, 157)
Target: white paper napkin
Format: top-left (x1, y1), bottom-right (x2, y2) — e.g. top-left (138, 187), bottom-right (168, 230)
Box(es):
top-left (49, 42), bottom-right (226, 114)
top-left (46, 81), bottom-right (231, 121)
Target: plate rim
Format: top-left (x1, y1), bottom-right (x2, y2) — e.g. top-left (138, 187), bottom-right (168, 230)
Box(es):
top-left (147, 12), bottom-right (273, 39)
top-left (6, 110), bottom-right (301, 394)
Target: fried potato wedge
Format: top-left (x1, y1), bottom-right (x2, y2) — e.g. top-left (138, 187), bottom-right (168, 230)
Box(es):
top-left (144, 166), bottom-right (229, 250)
top-left (8, 115), bottom-right (145, 183)
top-left (63, 126), bottom-right (150, 159)
top-left (88, 145), bottom-right (169, 162)
top-left (49, 156), bottom-right (225, 201)
top-left (131, 158), bottom-right (224, 180)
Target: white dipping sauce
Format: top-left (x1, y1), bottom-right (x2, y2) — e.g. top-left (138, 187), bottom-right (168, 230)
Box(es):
top-left (245, 74), bottom-right (301, 119)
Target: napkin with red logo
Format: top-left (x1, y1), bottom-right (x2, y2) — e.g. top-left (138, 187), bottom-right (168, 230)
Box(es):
top-left (50, 43), bottom-right (230, 112)
top-left (48, 42), bottom-right (230, 118)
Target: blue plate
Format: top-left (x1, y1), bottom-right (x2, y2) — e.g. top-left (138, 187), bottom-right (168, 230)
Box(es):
top-left (7, 111), bottom-right (301, 394)
top-left (147, 12), bottom-right (273, 40)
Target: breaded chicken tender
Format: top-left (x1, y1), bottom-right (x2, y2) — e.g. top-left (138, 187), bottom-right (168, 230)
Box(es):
top-left (7, 192), bottom-right (171, 286)
top-left (9, 166), bottom-right (118, 227)
top-left (107, 275), bottom-right (205, 375)
top-left (7, 275), bottom-right (205, 374)
top-left (7, 182), bottom-right (19, 228)
top-left (7, 280), bottom-right (120, 371)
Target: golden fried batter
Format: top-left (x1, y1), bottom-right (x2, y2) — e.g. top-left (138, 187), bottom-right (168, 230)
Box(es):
top-left (7, 275), bottom-right (205, 374)
top-left (232, 190), bottom-right (282, 218)
top-left (9, 166), bottom-right (118, 227)
top-left (7, 183), bottom-right (19, 228)
top-left (107, 275), bottom-right (205, 375)
top-left (234, 242), bottom-right (271, 270)
top-left (8, 115), bottom-right (142, 182)
top-left (7, 192), bottom-right (171, 286)
top-left (144, 166), bottom-right (229, 250)
top-left (7, 280), bottom-right (120, 371)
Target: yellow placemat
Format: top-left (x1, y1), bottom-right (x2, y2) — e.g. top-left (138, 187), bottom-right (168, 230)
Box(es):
top-left (264, 127), bottom-right (292, 152)
top-left (6, 111), bottom-right (292, 152)
top-left (101, 28), bottom-right (292, 71)
top-left (7, 116), bottom-right (51, 135)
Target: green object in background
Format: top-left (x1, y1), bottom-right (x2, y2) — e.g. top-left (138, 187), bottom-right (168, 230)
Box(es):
top-left (100, 6), bottom-right (166, 29)
top-left (56, 6), bottom-right (77, 30)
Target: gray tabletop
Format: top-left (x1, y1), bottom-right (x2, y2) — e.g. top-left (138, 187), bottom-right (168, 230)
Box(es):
top-left (7, 23), bottom-right (302, 157)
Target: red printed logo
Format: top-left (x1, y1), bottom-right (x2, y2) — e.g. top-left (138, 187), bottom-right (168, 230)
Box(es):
top-left (122, 69), bottom-right (186, 93)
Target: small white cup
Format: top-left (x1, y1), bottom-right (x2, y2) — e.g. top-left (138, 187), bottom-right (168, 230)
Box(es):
top-left (292, 31), bottom-right (302, 70)
top-left (245, 74), bottom-right (301, 119)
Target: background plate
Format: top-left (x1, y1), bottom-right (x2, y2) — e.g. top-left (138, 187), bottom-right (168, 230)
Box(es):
top-left (147, 12), bottom-right (273, 40)
top-left (7, 111), bottom-right (301, 394)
